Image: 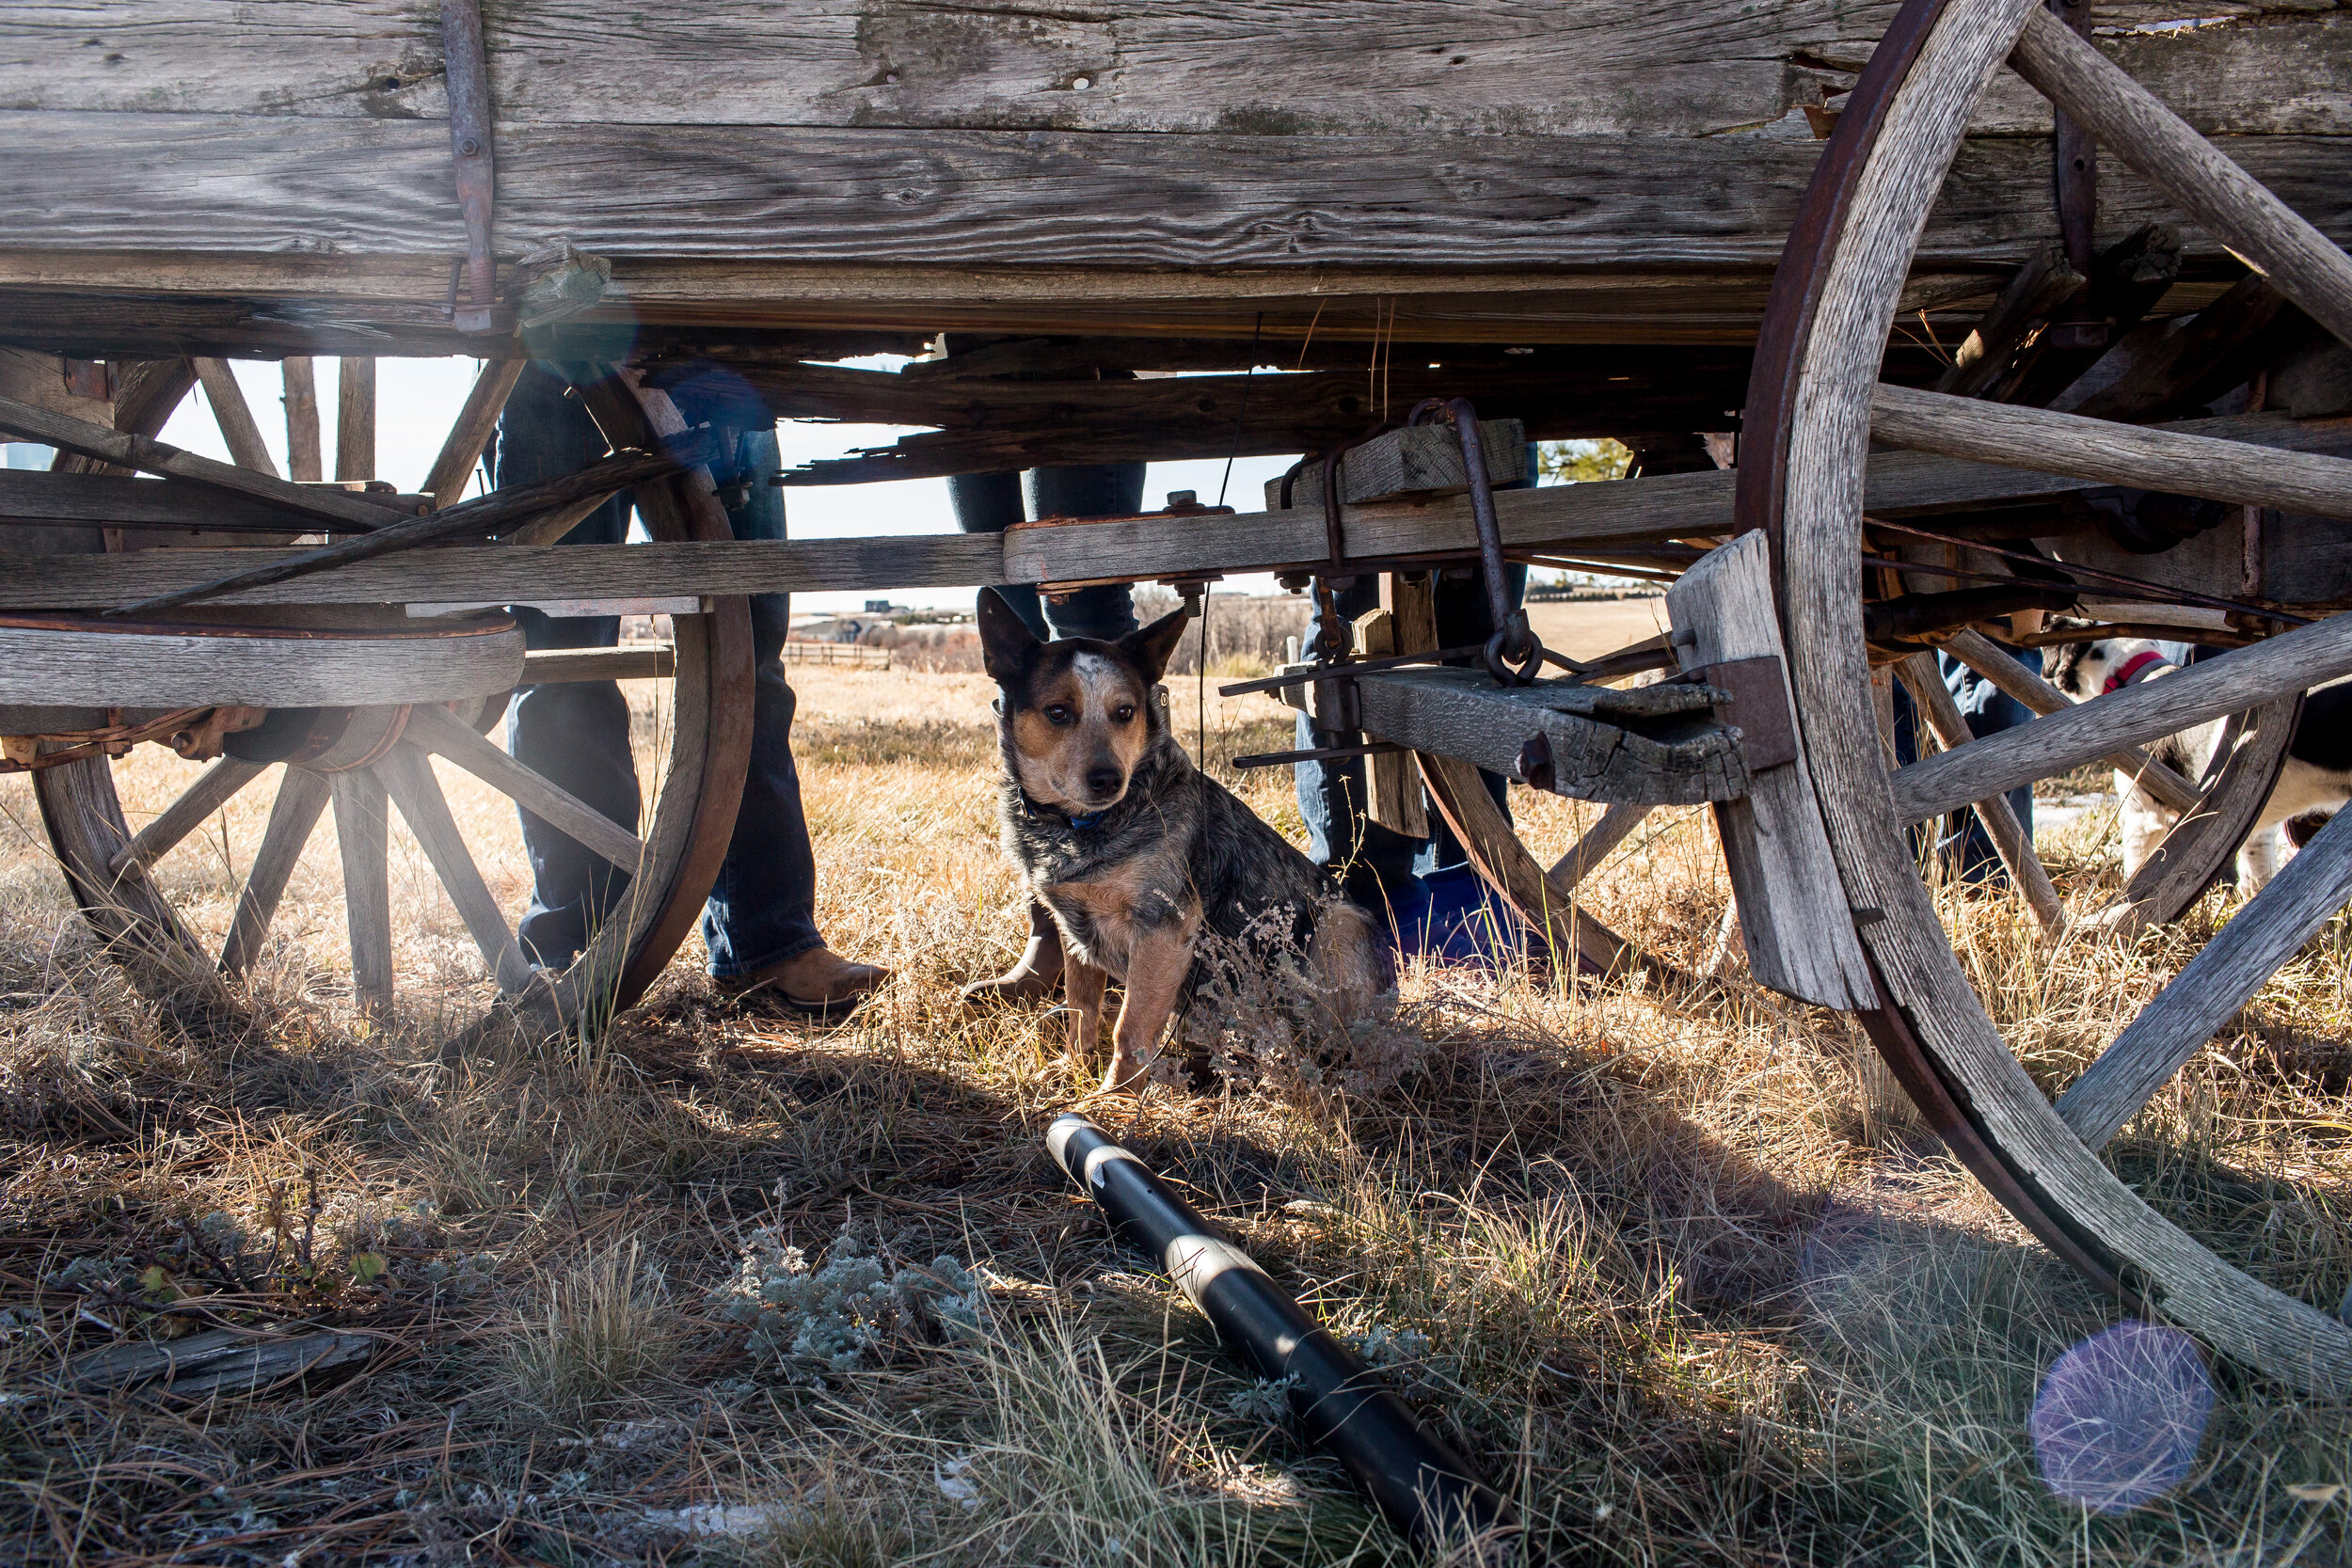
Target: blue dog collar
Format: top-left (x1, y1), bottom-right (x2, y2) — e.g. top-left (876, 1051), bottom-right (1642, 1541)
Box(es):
top-left (1065, 810), bottom-right (1105, 832)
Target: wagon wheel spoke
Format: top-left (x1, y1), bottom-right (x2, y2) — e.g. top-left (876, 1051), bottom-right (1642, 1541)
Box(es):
top-left (1939, 629), bottom-right (2200, 815)
top-left (399, 700), bottom-right (645, 871)
top-left (2113, 694), bottom-right (2303, 933)
top-left (2009, 6), bottom-right (2352, 353)
top-left (1867, 382), bottom-right (2352, 522)
top-left (109, 755), bottom-right (267, 879)
top-left (190, 357), bottom-right (280, 479)
top-left (2057, 806), bottom-right (2352, 1150)
top-left (220, 765), bottom-right (331, 976)
top-left (421, 358), bottom-right (525, 511)
top-left (1893, 651), bottom-right (2065, 933)
top-left (374, 743), bottom-right (534, 996)
top-left (329, 768), bottom-right (393, 1021)
top-left (1886, 611), bottom-right (2352, 828)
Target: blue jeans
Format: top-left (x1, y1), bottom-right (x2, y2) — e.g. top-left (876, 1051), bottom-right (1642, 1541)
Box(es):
top-left (1892, 645), bottom-right (2041, 885)
top-left (949, 466), bottom-right (1144, 641)
top-left (496, 364), bottom-right (820, 977)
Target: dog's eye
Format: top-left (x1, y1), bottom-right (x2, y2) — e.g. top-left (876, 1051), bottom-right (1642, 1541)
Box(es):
top-left (1113, 704), bottom-right (1136, 723)
top-left (1043, 705), bottom-right (1074, 726)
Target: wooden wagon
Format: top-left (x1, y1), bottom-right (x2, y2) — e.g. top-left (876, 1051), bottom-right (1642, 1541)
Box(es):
top-left (5, 0), bottom-right (2351, 1395)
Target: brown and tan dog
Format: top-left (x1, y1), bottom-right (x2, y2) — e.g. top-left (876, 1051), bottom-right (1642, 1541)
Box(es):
top-left (976, 588), bottom-right (1388, 1092)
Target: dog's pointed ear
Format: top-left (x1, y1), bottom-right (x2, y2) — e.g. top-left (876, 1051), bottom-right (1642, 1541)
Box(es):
top-left (977, 587), bottom-right (1041, 685)
top-left (1121, 606), bottom-right (1192, 682)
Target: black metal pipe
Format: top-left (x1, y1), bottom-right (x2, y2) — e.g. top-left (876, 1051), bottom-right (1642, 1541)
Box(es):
top-left (1046, 1114), bottom-right (1530, 1561)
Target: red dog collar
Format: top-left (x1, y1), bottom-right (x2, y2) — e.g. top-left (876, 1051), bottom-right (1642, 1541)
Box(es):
top-left (2102, 649), bottom-right (2169, 694)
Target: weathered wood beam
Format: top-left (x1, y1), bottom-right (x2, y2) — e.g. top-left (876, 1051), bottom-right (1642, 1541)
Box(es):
top-left (6, 113), bottom-right (2346, 277)
top-left (1352, 667), bottom-right (1748, 806)
top-left (9, 2), bottom-right (2344, 137)
top-left (2, 412), bottom-right (2343, 609)
top-left (2060, 275), bottom-right (2302, 420)
top-left (0, 471), bottom-right (425, 531)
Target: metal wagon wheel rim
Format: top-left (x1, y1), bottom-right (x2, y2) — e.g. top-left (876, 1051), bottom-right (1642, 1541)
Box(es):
top-left (1748, 0), bottom-right (2352, 1392)
top-left (29, 359), bottom-right (752, 1034)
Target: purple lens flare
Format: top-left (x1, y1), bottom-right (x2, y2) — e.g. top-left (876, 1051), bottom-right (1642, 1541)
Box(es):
top-left (2029, 1320), bottom-right (2214, 1513)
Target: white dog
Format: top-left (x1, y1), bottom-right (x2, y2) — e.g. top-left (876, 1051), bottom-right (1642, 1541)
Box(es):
top-left (2046, 638), bottom-right (2352, 892)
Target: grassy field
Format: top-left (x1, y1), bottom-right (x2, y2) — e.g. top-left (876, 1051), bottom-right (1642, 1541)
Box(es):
top-left (0, 658), bottom-right (2347, 1565)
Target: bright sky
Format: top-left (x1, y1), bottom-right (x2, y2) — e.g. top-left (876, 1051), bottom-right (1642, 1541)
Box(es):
top-left (155, 357), bottom-right (1303, 614)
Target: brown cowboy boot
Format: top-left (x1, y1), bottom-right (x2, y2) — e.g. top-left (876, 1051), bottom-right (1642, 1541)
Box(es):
top-left (961, 899), bottom-right (1064, 1005)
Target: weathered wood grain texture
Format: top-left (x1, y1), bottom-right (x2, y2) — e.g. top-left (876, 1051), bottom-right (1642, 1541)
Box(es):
top-left (4, 112), bottom-right (2346, 274)
top-left (1273, 420), bottom-right (1526, 513)
top-left (4, 2), bottom-right (2338, 137)
top-left (520, 643), bottom-right (675, 683)
top-left (377, 743), bottom-right (533, 995)
top-left (64, 1326), bottom-right (373, 1396)
top-left (1932, 244), bottom-right (2081, 398)
top-left (1939, 626), bottom-right (2199, 813)
top-left (281, 356), bottom-right (322, 483)
top-left (404, 700), bottom-right (645, 872)
top-left (1353, 667), bottom-right (1749, 806)
top-left (1348, 609), bottom-right (1428, 838)
top-left (0, 619), bottom-right (523, 708)
top-left (1871, 382), bottom-right (2352, 520)
top-left (1667, 531), bottom-right (1876, 1008)
top-left (2114, 693), bottom-right (2300, 931)
top-left (423, 358), bottom-right (524, 511)
top-left (108, 754), bottom-right (264, 878)
top-left (331, 766), bottom-right (392, 1020)
top-left (2059, 275), bottom-right (2296, 420)
top-left (335, 356), bottom-right (374, 483)
top-left (1892, 612), bottom-right (2352, 822)
top-left (33, 751), bottom-right (202, 975)
top-left (2010, 5), bottom-right (2352, 352)
top-left (1895, 650), bottom-right (2066, 932)
top-left (220, 765), bottom-right (330, 976)
top-left (190, 357), bottom-right (278, 478)
top-left (2059, 803), bottom-right (2352, 1150)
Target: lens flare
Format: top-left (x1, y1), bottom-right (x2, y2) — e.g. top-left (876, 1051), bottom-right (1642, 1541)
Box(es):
top-left (2029, 1320), bottom-right (2213, 1513)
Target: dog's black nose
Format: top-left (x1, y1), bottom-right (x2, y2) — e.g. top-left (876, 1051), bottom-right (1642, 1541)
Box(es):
top-left (1085, 767), bottom-right (1122, 797)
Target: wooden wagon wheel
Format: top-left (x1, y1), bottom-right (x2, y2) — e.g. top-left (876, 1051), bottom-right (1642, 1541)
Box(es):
top-left (1745, 0), bottom-right (2352, 1391)
top-left (26, 358), bottom-right (752, 1033)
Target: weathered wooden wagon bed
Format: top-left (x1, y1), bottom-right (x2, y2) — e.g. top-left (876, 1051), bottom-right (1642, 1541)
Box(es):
top-left (6, 0), bottom-right (2352, 1396)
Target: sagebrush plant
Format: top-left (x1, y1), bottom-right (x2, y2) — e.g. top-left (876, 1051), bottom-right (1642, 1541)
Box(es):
top-left (0, 665), bottom-right (2344, 1564)
top-left (713, 1224), bottom-right (985, 1378)
top-left (1181, 897), bottom-right (1423, 1100)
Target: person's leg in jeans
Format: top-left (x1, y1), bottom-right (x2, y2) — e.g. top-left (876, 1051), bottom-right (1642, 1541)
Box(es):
top-left (649, 376), bottom-right (886, 1010)
top-left (951, 462), bottom-right (1145, 1000)
top-left (498, 365), bottom-right (642, 969)
top-left (1939, 646), bottom-right (2038, 884)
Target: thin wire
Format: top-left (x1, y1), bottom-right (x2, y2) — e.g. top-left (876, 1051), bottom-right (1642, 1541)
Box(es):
top-left (1865, 516), bottom-right (2310, 625)
top-left (1216, 312), bottom-right (1264, 510)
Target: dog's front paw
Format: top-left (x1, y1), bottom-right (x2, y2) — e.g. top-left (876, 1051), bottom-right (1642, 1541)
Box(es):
top-left (1098, 1048), bottom-right (1156, 1096)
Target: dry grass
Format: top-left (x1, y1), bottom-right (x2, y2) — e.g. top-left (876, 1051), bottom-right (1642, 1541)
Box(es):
top-left (0, 661), bottom-right (2347, 1564)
